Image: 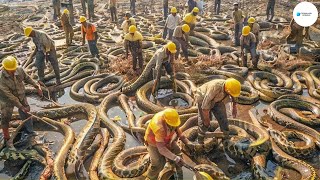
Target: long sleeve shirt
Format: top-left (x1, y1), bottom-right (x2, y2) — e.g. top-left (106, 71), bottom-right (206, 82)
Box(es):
top-left (165, 14), bottom-right (181, 30)
top-left (0, 67), bottom-right (38, 108)
top-left (173, 26), bottom-right (188, 40)
top-left (195, 79), bottom-right (230, 110)
top-left (32, 30), bottom-right (55, 53)
top-left (154, 47), bottom-right (173, 78)
top-left (232, 10), bottom-right (243, 24)
top-left (240, 32), bottom-right (256, 49)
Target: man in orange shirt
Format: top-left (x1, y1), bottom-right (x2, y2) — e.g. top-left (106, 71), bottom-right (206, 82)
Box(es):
top-left (80, 16), bottom-right (100, 58)
top-left (144, 108), bottom-right (190, 180)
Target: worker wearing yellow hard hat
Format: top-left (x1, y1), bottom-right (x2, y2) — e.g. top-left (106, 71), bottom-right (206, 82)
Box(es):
top-left (60, 9), bottom-right (74, 46)
top-left (151, 42), bottom-right (178, 98)
top-left (144, 108), bottom-right (191, 179)
top-left (172, 24), bottom-right (190, 62)
top-left (232, 2), bottom-right (243, 46)
top-left (195, 78), bottom-right (241, 143)
top-left (24, 26), bottom-right (61, 85)
top-left (80, 16), bottom-right (100, 59)
top-left (163, 7), bottom-right (181, 40)
top-left (247, 17), bottom-right (260, 47)
top-left (240, 26), bottom-right (258, 69)
top-left (183, 7), bottom-right (198, 35)
top-left (124, 25), bottom-right (144, 73)
top-left (0, 56), bottom-right (43, 149)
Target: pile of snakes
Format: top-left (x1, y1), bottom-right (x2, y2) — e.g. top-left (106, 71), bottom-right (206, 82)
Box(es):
top-left (1, 0), bottom-right (320, 179)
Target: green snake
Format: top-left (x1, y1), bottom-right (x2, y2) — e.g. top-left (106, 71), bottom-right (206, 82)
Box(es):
top-left (248, 71), bottom-right (292, 102)
top-left (70, 73), bottom-right (111, 103)
top-left (35, 104), bottom-right (99, 179)
top-left (111, 146), bottom-right (150, 178)
top-left (279, 105), bottom-right (320, 126)
top-left (222, 119), bottom-right (271, 160)
top-left (235, 84), bottom-right (260, 105)
top-left (291, 71), bottom-right (320, 99)
top-left (268, 129), bottom-right (316, 158)
top-left (250, 111), bottom-right (318, 180)
top-left (136, 77), bottom-right (197, 114)
top-left (89, 128), bottom-right (110, 180)
top-left (98, 92), bottom-right (126, 180)
top-left (269, 99), bottom-right (320, 147)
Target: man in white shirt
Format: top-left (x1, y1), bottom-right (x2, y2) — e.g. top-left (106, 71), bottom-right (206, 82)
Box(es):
top-left (163, 7), bottom-right (181, 40)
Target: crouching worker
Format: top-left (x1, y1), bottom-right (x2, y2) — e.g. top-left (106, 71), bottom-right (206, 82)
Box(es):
top-left (195, 78), bottom-right (241, 143)
top-left (152, 42), bottom-right (178, 98)
top-left (144, 108), bottom-right (190, 180)
top-left (0, 56), bottom-right (43, 148)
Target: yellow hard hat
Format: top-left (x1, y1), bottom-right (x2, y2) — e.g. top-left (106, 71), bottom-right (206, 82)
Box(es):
top-left (63, 9), bottom-right (69, 14)
top-left (171, 7), bottom-right (177, 13)
top-left (163, 108), bottom-right (181, 127)
top-left (242, 26), bottom-right (251, 36)
top-left (166, 42), bottom-right (177, 54)
top-left (129, 25), bottom-right (137, 33)
top-left (2, 56), bottom-right (18, 71)
top-left (225, 78), bottom-right (241, 97)
top-left (183, 14), bottom-right (193, 24)
top-left (192, 7), bottom-right (199, 13)
top-left (24, 26), bottom-right (33, 37)
top-left (248, 17), bottom-right (255, 24)
top-left (79, 16), bottom-right (87, 23)
top-left (181, 24), bottom-right (190, 33)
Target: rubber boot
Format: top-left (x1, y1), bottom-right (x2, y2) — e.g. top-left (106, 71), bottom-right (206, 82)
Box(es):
top-left (2, 128), bottom-right (14, 149)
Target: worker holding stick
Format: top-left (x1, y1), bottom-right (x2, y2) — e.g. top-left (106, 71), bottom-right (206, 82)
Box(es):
top-left (0, 56), bottom-right (43, 148)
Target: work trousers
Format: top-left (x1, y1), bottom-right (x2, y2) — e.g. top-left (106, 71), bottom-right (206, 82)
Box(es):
top-left (197, 101), bottom-right (229, 139)
top-left (146, 142), bottom-right (183, 180)
top-left (80, 0), bottom-right (86, 15)
top-left (88, 0), bottom-right (94, 19)
top-left (129, 41), bottom-right (143, 70)
top-left (130, 1), bottom-right (136, 15)
top-left (35, 50), bottom-right (61, 83)
top-left (172, 37), bottom-right (188, 60)
top-left (52, 0), bottom-right (61, 20)
top-left (110, 6), bottom-right (117, 22)
top-left (243, 44), bottom-right (258, 68)
top-left (266, 2), bottom-right (275, 21)
top-left (214, 0), bottom-right (221, 15)
top-left (166, 28), bottom-right (174, 40)
top-left (88, 40), bottom-right (100, 57)
top-left (234, 23), bottom-right (242, 46)
top-left (1, 99), bottom-right (33, 133)
top-left (64, 26), bottom-right (74, 45)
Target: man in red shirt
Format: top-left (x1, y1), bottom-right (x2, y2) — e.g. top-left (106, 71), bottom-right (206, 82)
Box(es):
top-left (144, 108), bottom-right (190, 180)
top-left (80, 16), bottom-right (100, 58)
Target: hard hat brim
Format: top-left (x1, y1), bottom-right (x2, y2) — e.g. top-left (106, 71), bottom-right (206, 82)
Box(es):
top-left (169, 50), bottom-right (177, 54)
top-left (230, 91), bottom-right (240, 97)
top-left (165, 117), bottom-right (181, 127)
top-left (242, 33), bottom-right (249, 36)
